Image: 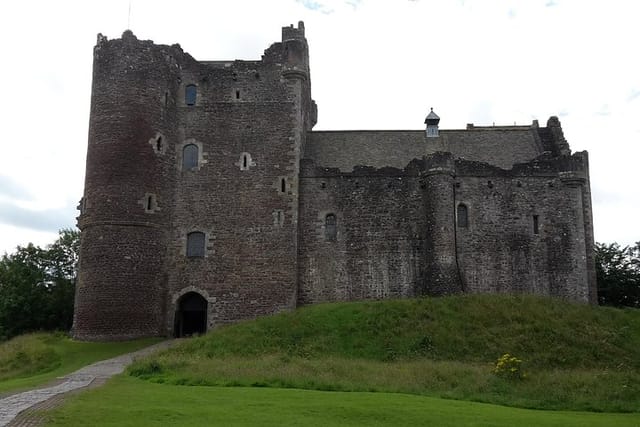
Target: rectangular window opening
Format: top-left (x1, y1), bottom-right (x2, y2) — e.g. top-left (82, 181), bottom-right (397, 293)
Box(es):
top-left (533, 215), bottom-right (539, 235)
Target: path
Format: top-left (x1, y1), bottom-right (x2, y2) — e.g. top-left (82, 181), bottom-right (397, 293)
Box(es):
top-left (0, 340), bottom-right (173, 427)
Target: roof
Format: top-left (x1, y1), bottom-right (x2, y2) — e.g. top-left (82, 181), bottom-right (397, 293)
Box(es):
top-left (305, 126), bottom-right (541, 171)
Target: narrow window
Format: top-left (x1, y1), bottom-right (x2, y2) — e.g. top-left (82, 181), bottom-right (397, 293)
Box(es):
top-left (533, 215), bottom-right (539, 235)
top-left (243, 155), bottom-right (248, 169)
top-left (156, 136), bottom-right (163, 152)
top-left (185, 84), bottom-right (197, 106)
top-left (457, 204), bottom-right (468, 228)
top-left (325, 214), bottom-right (337, 241)
top-left (146, 195), bottom-right (154, 211)
top-left (235, 90), bottom-right (240, 99)
top-left (182, 144), bottom-right (199, 170)
top-left (281, 178), bottom-right (286, 193)
top-left (273, 210), bottom-right (285, 227)
top-left (164, 91), bottom-right (169, 106)
top-left (186, 232), bottom-right (205, 258)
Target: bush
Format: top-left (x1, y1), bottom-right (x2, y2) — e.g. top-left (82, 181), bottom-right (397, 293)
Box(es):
top-left (493, 353), bottom-right (525, 380)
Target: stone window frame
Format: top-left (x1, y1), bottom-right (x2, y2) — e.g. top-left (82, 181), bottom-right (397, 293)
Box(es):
top-left (180, 139), bottom-right (207, 172)
top-left (186, 231), bottom-right (206, 258)
top-left (318, 211), bottom-right (338, 242)
top-left (236, 152), bottom-right (256, 171)
top-left (185, 84), bottom-right (197, 106)
top-left (140, 192), bottom-right (160, 214)
top-left (273, 209), bottom-right (285, 227)
top-left (275, 176), bottom-right (289, 195)
top-left (148, 132), bottom-right (166, 154)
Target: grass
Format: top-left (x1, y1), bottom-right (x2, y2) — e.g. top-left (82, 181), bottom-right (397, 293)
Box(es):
top-left (45, 375), bottom-right (640, 427)
top-left (128, 294), bottom-right (640, 412)
top-left (0, 332), bottom-right (161, 394)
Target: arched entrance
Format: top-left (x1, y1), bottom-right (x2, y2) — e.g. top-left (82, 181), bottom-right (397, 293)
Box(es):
top-left (174, 292), bottom-right (207, 337)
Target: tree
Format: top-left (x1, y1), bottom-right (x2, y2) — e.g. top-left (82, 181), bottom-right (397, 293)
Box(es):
top-left (595, 242), bottom-right (640, 308)
top-left (0, 229), bottom-right (79, 340)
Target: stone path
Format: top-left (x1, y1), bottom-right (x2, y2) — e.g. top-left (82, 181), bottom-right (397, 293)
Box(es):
top-left (0, 340), bottom-right (173, 427)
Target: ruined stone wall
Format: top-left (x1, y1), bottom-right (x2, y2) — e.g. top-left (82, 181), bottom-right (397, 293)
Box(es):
top-left (453, 155), bottom-right (590, 302)
top-left (298, 162), bottom-right (426, 304)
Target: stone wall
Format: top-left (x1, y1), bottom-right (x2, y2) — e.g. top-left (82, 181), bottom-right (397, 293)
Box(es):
top-left (453, 154), bottom-right (590, 302)
top-left (74, 24), bottom-right (596, 341)
top-left (298, 161), bottom-right (426, 304)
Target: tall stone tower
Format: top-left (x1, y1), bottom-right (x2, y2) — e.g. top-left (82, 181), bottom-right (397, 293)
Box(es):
top-left (74, 22), bottom-right (316, 340)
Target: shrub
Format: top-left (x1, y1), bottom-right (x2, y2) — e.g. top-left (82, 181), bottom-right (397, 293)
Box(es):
top-left (493, 353), bottom-right (525, 380)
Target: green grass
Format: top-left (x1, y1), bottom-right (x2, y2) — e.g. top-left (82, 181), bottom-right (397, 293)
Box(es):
top-left (0, 332), bottom-right (160, 394)
top-left (128, 295), bottom-right (640, 412)
top-left (45, 375), bottom-right (640, 427)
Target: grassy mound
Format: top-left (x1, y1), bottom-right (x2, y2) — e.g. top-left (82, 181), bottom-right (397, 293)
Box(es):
top-left (128, 295), bottom-right (640, 412)
top-left (0, 332), bottom-right (160, 394)
top-left (0, 333), bottom-right (60, 382)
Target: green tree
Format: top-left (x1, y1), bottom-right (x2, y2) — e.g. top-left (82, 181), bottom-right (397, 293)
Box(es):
top-left (0, 229), bottom-right (79, 340)
top-left (596, 242), bottom-right (640, 308)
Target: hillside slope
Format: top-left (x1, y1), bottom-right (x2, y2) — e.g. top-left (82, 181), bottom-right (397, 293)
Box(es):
top-left (129, 295), bottom-right (640, 411)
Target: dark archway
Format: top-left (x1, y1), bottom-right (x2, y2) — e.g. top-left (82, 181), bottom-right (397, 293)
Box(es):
top-left (174, 292), bottom-right (207, 337)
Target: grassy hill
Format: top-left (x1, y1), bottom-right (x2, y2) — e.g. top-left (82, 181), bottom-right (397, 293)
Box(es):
top-left (128, 294), bottom-right (640, 412)
top-left (0, 332), bottom-right (160, 394)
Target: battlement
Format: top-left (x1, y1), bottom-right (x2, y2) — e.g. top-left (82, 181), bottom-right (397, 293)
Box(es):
top-left (282, 21), bottom-right (306, 41)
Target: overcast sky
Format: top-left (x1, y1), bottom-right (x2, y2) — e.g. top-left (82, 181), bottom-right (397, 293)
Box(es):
top-left (0, 0), bottom-right (638, 254)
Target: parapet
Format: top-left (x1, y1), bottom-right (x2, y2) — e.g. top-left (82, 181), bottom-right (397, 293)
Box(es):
top-left (282, 21), bottom-right (306, 41)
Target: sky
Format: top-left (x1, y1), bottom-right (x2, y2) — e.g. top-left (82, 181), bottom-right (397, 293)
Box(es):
top-left (0, 0), bottom-right (638, 254)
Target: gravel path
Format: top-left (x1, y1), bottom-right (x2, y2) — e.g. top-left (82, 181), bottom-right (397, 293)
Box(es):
top-left (0, 340), bottom-right (173, 427)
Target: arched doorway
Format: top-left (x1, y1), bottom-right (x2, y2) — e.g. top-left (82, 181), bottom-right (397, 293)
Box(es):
top-left (174, 292), bottom-right (207, 337)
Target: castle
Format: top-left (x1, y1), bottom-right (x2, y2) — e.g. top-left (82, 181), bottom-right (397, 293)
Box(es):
top-left (73, 22), bottom-right (596, 340)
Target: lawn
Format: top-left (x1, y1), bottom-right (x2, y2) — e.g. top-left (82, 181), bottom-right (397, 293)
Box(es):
top-left (45, 376), bottom-right (640, 427)
top-left (0, 332), bottom-right (161, 394)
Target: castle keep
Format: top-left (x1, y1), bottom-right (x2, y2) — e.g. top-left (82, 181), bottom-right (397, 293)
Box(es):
top-left (73, 22), bottom-right (596, 340)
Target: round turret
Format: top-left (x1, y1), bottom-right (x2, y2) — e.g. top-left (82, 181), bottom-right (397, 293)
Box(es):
top-left (73, 32), bottom-right (180, 340)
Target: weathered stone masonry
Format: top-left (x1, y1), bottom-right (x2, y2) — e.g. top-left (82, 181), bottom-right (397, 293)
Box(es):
top-left (73, 22), bottom-right (596, 340)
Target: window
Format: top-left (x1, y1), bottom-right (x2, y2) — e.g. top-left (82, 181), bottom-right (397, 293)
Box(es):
top-left (273, 210), bottom-right (285, 227)
top-left (238, 152), bottom-right (253, 171)
top-left (235, 90), bottom-right (240, 99)
top-left (280, 178), bottom-right (286, 193)
top-left (155, 135), bottom-right (163, 152)
top-left (145, 194), bottom-right (157, 212)
top-left (185, 84), bottom-right (197, 106)
top-left (186, 232), bottom-right (205, 258)
top-left (325, 214), bottom-right (337, 241)
top-left (457, 204), bottom-right (468, 228)
top-left (533, 215), bottom-right (539, 235)
top-left (182, 144), bottom-right (199, 170)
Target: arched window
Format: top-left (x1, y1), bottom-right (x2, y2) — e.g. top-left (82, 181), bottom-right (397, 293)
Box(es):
top-left (457, 204), bottom-right (468, 228)
top-left (185, 84), bottom-right (197, 106)
top-left (182, 144), bottom-right (199, 170)
top-left (325, 214), bottom-right (337, 241)
top-left (186, 232), bottom-right (205, 258)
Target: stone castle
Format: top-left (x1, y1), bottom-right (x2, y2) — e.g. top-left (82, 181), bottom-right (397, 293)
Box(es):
top-left (73, 22), bottom-right (596, 340)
